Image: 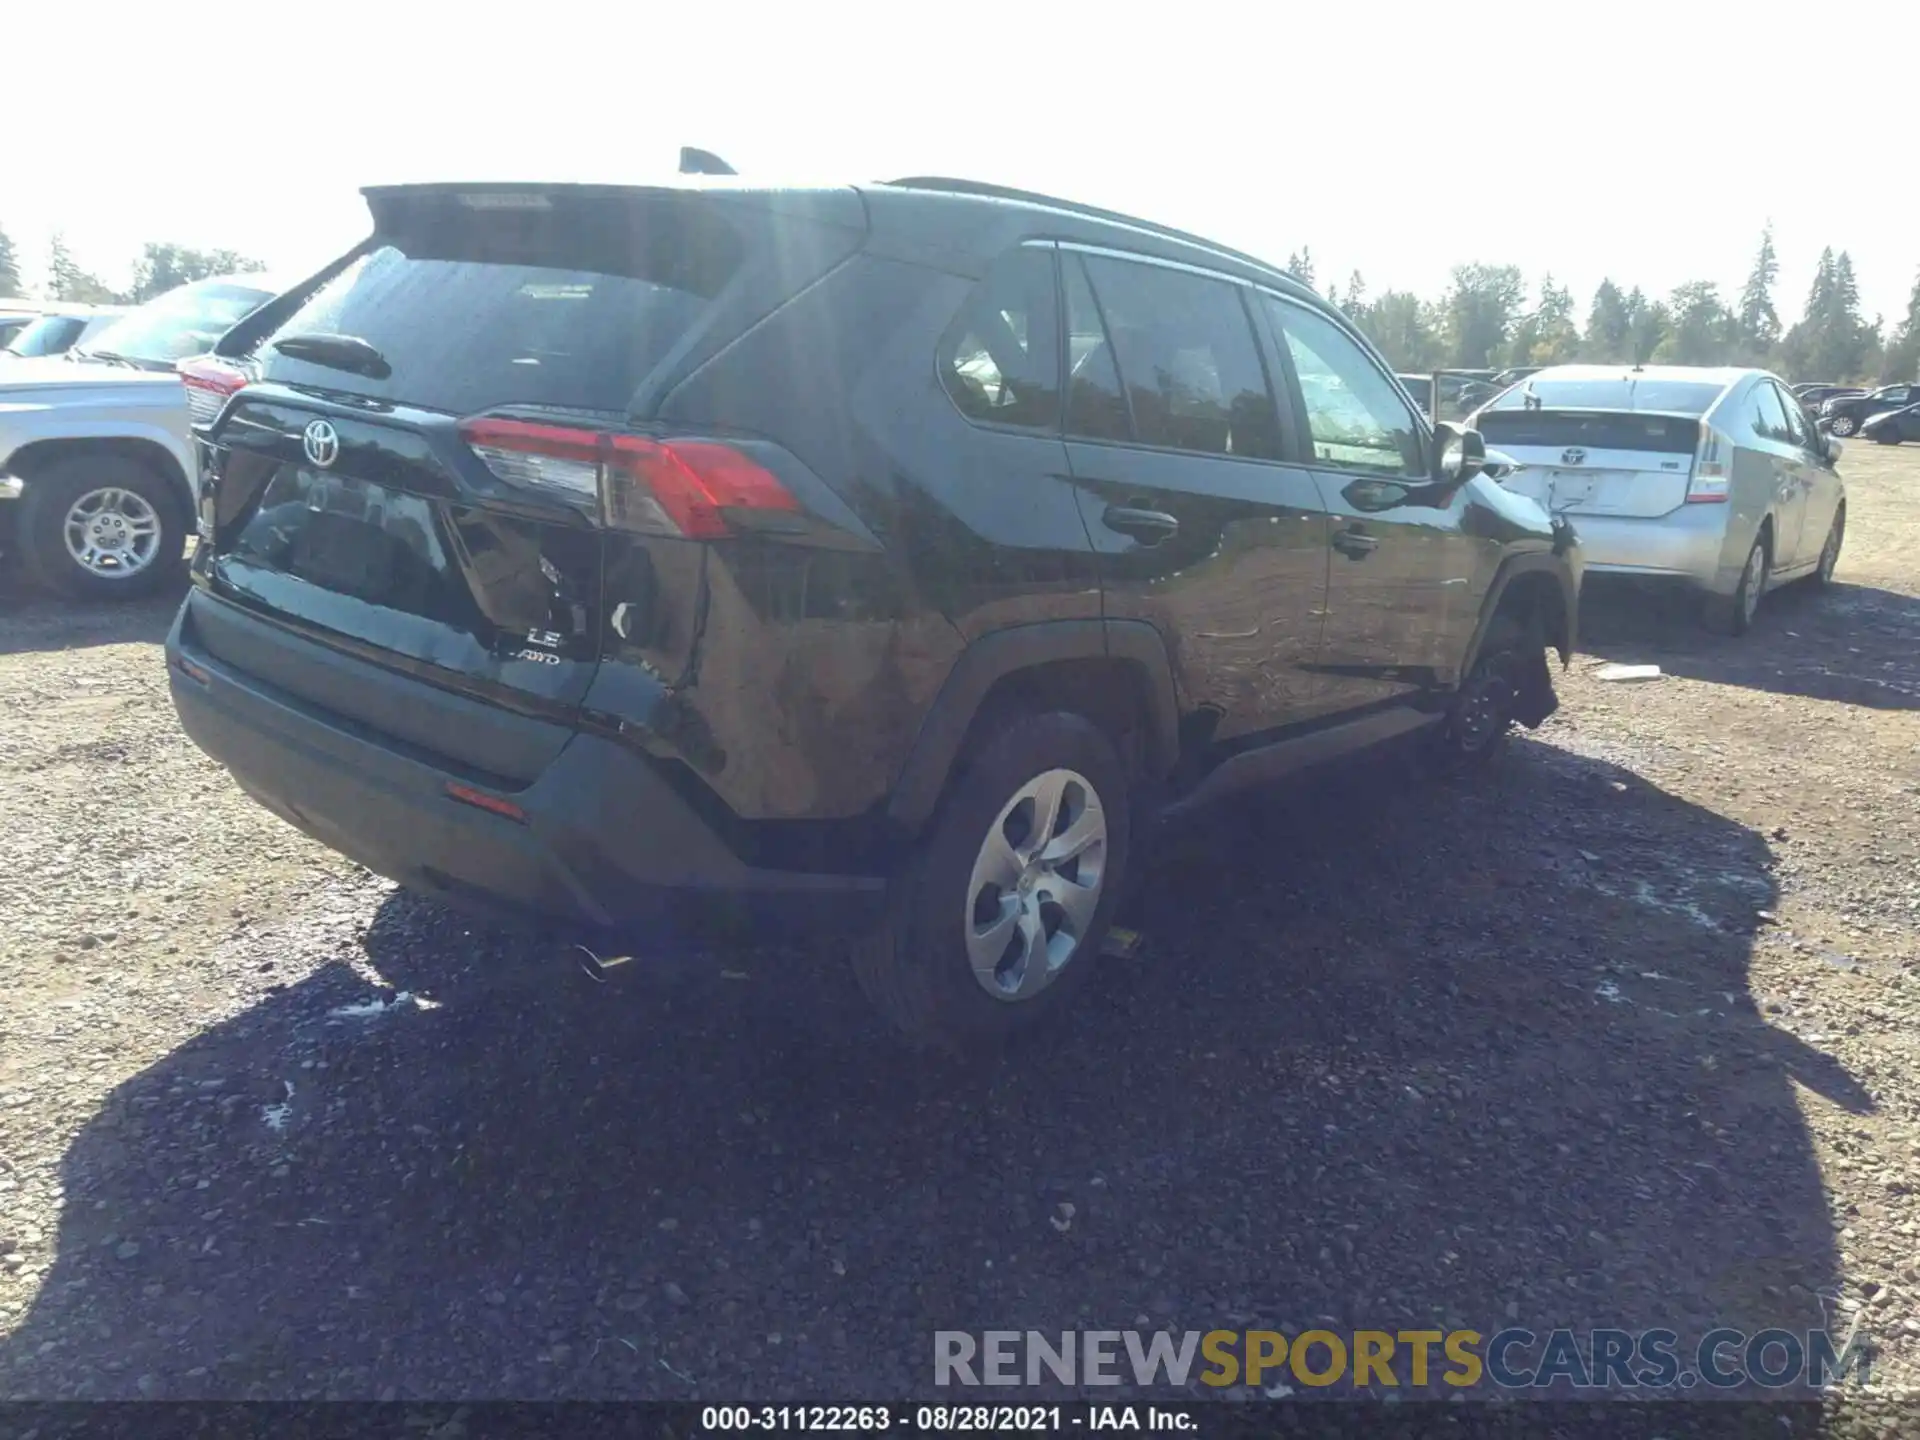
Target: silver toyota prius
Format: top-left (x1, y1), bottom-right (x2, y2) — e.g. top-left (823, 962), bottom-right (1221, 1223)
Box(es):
top-left (1470, 365), bottom-right (1847, 634)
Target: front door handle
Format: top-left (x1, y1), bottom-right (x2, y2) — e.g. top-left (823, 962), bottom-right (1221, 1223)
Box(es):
top-left (1103, 505), bottom-right (1181, 544)
top-left (1332, 527), bottom-right (1379, 559)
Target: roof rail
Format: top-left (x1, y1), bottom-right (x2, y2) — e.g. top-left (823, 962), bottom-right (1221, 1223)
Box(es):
top-left (879, 176), bottom-right (1292, 283)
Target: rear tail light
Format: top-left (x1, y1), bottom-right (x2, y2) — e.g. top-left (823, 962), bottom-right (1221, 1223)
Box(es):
top-left (1687, 426), bottom-right (1733, 503)
top-left (177, 357), bottom-right (249, 426)
top-left (458, 416), bottom-right (800, 538)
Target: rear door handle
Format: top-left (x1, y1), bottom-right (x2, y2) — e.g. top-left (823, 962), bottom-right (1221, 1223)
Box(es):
top-left (1332, 527), bottom-right (1379, 559)
top-left (1103, 505), bottom-right (1180, 544)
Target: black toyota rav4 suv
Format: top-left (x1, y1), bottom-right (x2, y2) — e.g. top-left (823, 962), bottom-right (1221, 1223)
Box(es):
top-left (167, 176), bottom-right (1581, 1049)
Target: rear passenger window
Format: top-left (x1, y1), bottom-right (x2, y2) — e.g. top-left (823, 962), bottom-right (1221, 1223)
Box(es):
top-left (1770, 382), bottom-right (1813, 447)
top-left (1751, 382), bottom-right (1794, 444)
top-left (1076, 255), bottom-right (1282, 459)
top-left (1267, 297), bottom-right (1424, 477)
top-left (938, 247), bottom-right (1060, 430)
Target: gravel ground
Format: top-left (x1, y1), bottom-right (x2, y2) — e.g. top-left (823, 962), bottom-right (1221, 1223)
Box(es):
top-left (2, 447), bottom-right (1917, 1403)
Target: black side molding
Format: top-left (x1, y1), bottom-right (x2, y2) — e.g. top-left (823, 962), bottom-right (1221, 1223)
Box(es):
top-left (885, 619), bottom-right (1181, 834)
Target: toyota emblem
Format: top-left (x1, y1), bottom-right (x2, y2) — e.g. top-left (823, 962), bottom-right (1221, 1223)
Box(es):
top-left (1560, 446), bottom-right (1587, 466)
top-left (303, 419), bottom-right (340, 469)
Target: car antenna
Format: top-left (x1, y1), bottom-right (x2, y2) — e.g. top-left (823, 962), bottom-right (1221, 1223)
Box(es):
top-left (679, 146), bottom-right (737, 176)
top-left (1522, 380), bottom-right (1541, 411)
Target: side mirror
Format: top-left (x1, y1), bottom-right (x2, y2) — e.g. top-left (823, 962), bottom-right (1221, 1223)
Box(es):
top-left (1480, 446), bottom-right (1520, 482)
top-left (1432, 421), bottom-right (1487, 485)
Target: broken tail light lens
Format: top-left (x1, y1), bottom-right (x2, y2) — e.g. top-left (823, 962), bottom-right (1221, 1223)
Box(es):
top-left (177, 357), bottom-right (250, 427)
top-left (457, 417), bottom-right (800, 538)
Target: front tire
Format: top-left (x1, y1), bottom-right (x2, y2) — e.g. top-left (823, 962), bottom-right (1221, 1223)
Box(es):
top-left (1810, 506), bottom-right (1844, 588)
top-left (852, 710), bottom-right (1130, 1051)
top-left (1429, 613), bottom-right (1532, 775)
top-left (17, 454), bottom-right (189, 600)
top-left (1827, 414), bottom-right (1859, 437)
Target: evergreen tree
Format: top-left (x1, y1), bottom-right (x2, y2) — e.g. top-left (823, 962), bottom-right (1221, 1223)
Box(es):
top-left (1585, 279), bottom-right (1632, 363)
top-left (1735, 224), bottom-right (1781, 360)
top-left (0, 224), bottom-right (20, 298)
top-left (1441, 263), bottom-right (1524, 368)
top-left (1285, 248), bottom-right (1316, 288)
top-left (1624, 287), bottom-right (1670, 364)
top-left (1655, 281), bottom-right (1736, 365)
top-left (1526, 275), bottom-right (1581, 365)
top-left (1881, 269), bottom-right (1920, 383)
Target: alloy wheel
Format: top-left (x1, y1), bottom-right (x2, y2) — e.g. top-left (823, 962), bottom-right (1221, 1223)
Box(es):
top-left (964, 768), bottom-right (1107, 1001)
top-left (1829, 415), bottom-right (1858, 437)
top-left (63, 486), bottom-right (162, 579)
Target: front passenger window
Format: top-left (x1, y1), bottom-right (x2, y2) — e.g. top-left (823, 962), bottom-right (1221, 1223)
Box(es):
top-left (1266, 298), bottom-right (1424, 477)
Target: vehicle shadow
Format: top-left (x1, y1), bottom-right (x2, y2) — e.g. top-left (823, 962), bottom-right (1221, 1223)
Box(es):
top-left (1579, 577), bottom-right (1920, 711)
top-left (0, 740), bottom-right (1864, 1401)
top-left (0, 577), bottom-right (182, 656)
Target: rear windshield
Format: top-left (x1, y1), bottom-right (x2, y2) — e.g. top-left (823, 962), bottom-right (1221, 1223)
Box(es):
top-left (4, 315), bottom-right (85, 357)
top-left (1485, 377), bottom-right (1726, 415)
top-left (84, 280), bottom-right (272, 365)
top-left (1476, 409), bottom-right (1701, 453)
top-left (254, 199), bottom-right (747, 417)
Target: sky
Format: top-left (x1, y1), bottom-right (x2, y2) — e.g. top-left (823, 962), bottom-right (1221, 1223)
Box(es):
top-left (8, 2), bottom-right (1917, 328)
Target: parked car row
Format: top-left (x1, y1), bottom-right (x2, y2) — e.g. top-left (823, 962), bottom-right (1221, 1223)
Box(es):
top-left (0, 303), bottom-right (128, 360)
top-left (1817, 383), bottom-right (1919, 437)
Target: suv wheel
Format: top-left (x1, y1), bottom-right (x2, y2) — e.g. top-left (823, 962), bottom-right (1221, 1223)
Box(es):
top-left (1827, 414), bottom-right (1858, 437)
top-left (1430, 614), bottom-right (1530, 773)
top-left (17, 454), bottom-right (188, 600)
top-left (852, 710), bottom-right (1130, 1050)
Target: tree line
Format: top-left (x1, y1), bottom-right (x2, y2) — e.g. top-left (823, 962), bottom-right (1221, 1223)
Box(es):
top-left (0, 224), bottom-right (264, 307)
top-left (1292, 228), bottom-right (1919, 385)
top-left (5, 216), bottom-right (1915, 385)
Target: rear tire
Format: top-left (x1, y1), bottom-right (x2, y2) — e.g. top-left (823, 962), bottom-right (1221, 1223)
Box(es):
top-left (1706, 531), bottom-right (1770, 636)
top-left (17, 454), bottom-right (189, 600)
top-left (851, 710), bottom-right (1130, 1052)
top-left (1828, 414), bottom-right (1859, 437)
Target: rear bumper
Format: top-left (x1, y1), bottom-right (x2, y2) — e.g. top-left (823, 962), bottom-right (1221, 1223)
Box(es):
top-left (1566, 504), bottom-right (1741, 595)
top-left (166, 595), bottom-right (886, 942)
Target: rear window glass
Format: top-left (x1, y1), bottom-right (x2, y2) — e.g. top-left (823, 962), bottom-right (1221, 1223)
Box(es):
top-left (87, 280), bottom-right (271, 365)
top-left (4, 315), bottom-right (85, 357)
top-left (1475, 409), bottom-right (1701, 453)
top-left (1485, 377), bottom-right (1726, 415)
top-left (256, 203), bottom-right (746, 417)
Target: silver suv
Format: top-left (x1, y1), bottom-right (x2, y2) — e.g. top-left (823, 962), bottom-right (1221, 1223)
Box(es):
top-left (1471, 365), bottom-right (1846, 634)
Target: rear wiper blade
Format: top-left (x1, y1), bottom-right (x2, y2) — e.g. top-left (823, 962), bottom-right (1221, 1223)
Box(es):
top-left (271, 332), bottom-right (392, 379)
top-left (68, 349), bottom-right (138, 369)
